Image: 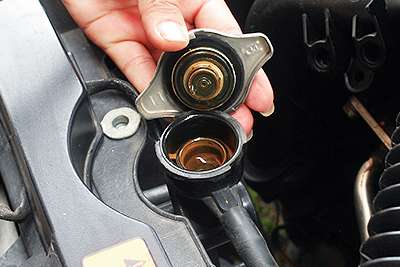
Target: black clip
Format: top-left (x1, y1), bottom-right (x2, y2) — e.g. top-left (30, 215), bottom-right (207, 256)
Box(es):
top-left (303, 9), bottom-right (336, 73)
top-left (345, 9), bottom-right (386, 93)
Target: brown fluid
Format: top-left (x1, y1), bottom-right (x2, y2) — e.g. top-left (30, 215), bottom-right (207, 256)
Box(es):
top-left (173, 137), bottom-right (232, 171)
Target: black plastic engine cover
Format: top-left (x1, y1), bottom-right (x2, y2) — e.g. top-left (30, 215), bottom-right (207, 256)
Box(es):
top-left (0, 0), bottom-right (213, 266)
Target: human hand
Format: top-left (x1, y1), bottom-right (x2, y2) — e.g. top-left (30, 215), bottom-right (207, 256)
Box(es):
top-left (63, 0), bottom-right (274, 135)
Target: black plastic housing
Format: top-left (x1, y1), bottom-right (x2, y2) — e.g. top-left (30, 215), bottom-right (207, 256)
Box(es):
top-left (155, 111), bottom-right (246, 198)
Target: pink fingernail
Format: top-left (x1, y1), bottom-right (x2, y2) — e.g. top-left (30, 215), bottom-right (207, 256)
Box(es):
top-left (157, 21), bottom-right (188, 43)
top-left (260, 103), bottom-right (275, 117)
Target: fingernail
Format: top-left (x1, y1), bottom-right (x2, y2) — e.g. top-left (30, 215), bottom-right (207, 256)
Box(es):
top-left (260, 103), bottom-right (275, 117)
top-left (246, 129), bottom-right (254, 143)
top-left (157, 21), bottom-right (188, 43)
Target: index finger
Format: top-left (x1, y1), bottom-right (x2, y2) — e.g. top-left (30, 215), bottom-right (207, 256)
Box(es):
top-left (193, 0), bottom-right (242, 34)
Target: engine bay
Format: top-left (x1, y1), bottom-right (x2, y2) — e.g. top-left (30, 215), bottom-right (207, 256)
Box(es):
top-left (1, 0), bottom-right (400, 267)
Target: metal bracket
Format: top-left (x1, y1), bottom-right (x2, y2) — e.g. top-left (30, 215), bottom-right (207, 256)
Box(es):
top-left (345, 13), bottom-right (386, 92)
top-left (302, 9), bottom-right (336, 73)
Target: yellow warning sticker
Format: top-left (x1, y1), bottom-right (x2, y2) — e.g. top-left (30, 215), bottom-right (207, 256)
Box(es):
top-left (82, 238), bottom-right (156, 267)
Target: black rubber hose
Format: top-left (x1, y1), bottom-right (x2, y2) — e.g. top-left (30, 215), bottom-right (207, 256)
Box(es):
top-left (220, 206), bottom-right (279, 267)
top-left (360, 114), bottom-right (400, 266)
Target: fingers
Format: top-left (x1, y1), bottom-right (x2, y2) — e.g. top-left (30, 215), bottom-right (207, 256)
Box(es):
top-left (231, 104), bottom-right (254, 136)
top-left (82, 9), bottom-right (148, 50)
top-left (245, 69), bottom-right (274, 114)
top-left (106, 41), bottom-right (156, 92)
top-left (138, 0), bottom-right (189, 51)
top-left (62, 1), bottom-right (138, 33)
top-left (194, 0), bottom-right (242, 34)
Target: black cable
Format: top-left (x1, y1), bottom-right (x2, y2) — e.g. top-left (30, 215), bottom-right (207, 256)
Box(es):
top-left (221, 205), bottom-right (279, 267)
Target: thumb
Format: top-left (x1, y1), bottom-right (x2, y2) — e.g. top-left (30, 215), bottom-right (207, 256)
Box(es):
top-left (138, 0), bottom-right (189, 51)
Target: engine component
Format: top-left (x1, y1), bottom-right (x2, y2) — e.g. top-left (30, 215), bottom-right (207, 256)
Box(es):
top-left (244, 1), bottom-right (400, 266)
top-left (360, 117), bottom-right (400, 266)
top-left (0, 1), bottom-right (212, 266)
top-left (172, 47), bottom-right (235, 111)
top-left (100, 107), bottom-right (141, 140)
top-left (346, 96), bottom-right (392, 149)
top-left (156, 112), bottom-right (245, 193)
top-left (354, 158), bottom-right (382, 243)
top-left (6, 0), bottom-right (400, 266)
top-left (132, 25), bottom-right (277, 266)
top-left (135, 29), bottom-right (273, 119)
top-left (155, 112), bottom-right (278, 267)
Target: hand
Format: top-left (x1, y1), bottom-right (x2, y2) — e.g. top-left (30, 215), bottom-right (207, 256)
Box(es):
top-left (63, 0), bottom-right (274, 135)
